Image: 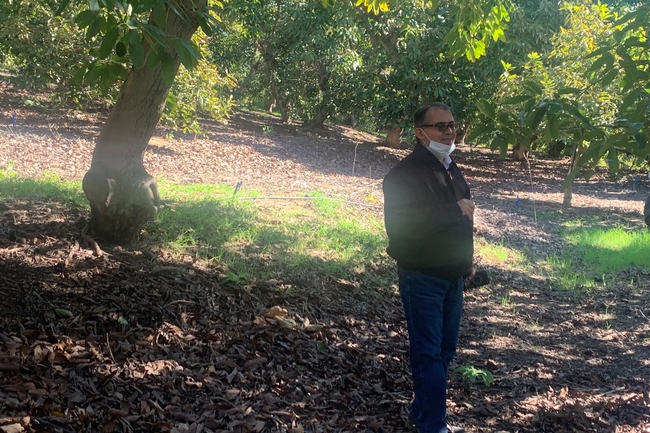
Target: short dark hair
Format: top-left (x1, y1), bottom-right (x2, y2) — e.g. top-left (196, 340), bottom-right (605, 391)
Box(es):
top-left (413, 102), bottom-right (452, 128)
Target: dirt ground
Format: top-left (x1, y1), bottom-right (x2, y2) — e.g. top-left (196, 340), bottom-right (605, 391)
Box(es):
top-left (0, 86), bottom-right (649, 433)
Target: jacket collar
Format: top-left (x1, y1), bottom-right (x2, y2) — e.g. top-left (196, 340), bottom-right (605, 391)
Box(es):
top-left (412, 143), bottom-right (453, 172)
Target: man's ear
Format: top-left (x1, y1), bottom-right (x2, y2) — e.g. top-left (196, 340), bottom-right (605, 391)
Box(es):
top-left (414, 127), bottom-right (427, 145)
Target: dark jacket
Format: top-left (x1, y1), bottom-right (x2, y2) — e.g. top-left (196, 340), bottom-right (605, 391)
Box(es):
top-left (645, 195), bottom-right (650, 227)
top-left (383, 144), bottom-right (473, 280)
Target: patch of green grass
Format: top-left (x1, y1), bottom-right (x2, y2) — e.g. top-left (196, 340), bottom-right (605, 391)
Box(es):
top-left (475, 238), bottom-right (525, 267)
top-left (538, 254), bottom-right (599, 291)
top-left (146, 183), bottom-right (390, 284)
top-left (0, 167), bottom-right (86, 209)
top-left (9, 171), bottom-right (645, 297)
top-left (566, 227), bottom-right (650, 271)
top-left (525, 223), bottom-right (650, 292)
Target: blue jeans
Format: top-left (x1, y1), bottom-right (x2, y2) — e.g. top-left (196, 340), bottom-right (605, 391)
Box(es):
top-left (399, 267), bottom-right (464, 433)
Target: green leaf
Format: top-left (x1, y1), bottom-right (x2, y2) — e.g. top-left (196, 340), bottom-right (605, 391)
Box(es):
top-left (635, 132), bottom-right (647, 149)
top-left (142, 23), bottom-right (169, 48)
top-left (109, 63), bottom-right (129, 80)
top-left (588, 53), bottom-right (614, 72)
top-left (522, 80), bottom-right (542, 96)
top-left (556, 87), bottom-right (582, 96)
top-left (577, 140), bottom-right (606, 167)
top-left (614, 9), bottom-right (637, 26)
top-left (198, 16), bottom-right (213, 36)
top-left (86, 14), bottom-right (106, 40)
top-left (73, 66), bottom-right (87, 85)
top-left (126, 17), bottom-right (140, 29)
top-left (563, 103), bottom-right (592, 127)
top-left (524, 98), bottom-right (536, 113)
top-left (496, 111), bottom-right (512, 125)
top-left (600, 68), bottom-right (619, 87)
top-left (89, 0), bottom-right (100, 12)
top-left (526, 105), bottom-right (548, 129)
top-left (154, 0), bottom-right (167, 31)
top-left (502, 95), bottom-right (532, 105)
top-left (489, 135), bottom-right (502, 151)
top-left (547, 102), bottom-right (563, 115)
top-left (584, 45), bottom-right (612, 59)
top-left (85, 62), bottom-right (102, 85)
top-left (161, 52), bottom-right (176, 86)
top-left (146, 47), bottom-right (162, 68)
top-left (466, 123), bottom-right (493, 142)
top-left (547, 114), bottom-right (560, 140)
top-left (55, 0), bottom-right (72, 16)
top-left (98, 68), bottom-right (113, 95)
top-left (55, 308), bottom-right (73, 318)
top-left (171, 38), bottom-right (199, 70)
top-left (99, 27), bottom-right (119, 59)
top-left (114, 0), bottom-right (128, 12)
top-left (620, 88), bottom-right (642, 112)
top-left (499, 139), bottom-right (508, 159)
top-left (476, 100), bottom-right (496, 119)
top-left (129, 30), bottom-right (144, 68)
top-left (75, 9), bottom-right (99, 28)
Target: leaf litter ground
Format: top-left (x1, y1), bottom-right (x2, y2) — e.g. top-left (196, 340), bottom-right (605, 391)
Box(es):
top-left (0, 88), bottom-right (649, 433)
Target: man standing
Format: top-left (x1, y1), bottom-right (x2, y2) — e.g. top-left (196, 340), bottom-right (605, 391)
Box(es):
top-left (383, 102), bottom-right (475, 433)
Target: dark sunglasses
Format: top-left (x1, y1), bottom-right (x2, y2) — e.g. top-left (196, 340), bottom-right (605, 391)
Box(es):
top-left (420, 122), bottom-right (457, 131)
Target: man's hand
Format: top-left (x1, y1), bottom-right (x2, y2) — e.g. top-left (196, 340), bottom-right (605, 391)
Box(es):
top-left (457, 198), bottom-right (475, 220)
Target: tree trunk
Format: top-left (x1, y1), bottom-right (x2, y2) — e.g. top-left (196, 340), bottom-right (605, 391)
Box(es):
top-left (306, 63), bottom-right (331, 129)
top-left (82, 1), bottom-right (203, 244)
top-left (385, 125), bottom-right (402, 148)
top-left (562, 143), bottom-right (584, 207)
top-left (513, 144), bottom-right (528, 161)
top-left (308, 108), bottom-right (328, 129)
top-left (455, 121), bottom-right (470, 145)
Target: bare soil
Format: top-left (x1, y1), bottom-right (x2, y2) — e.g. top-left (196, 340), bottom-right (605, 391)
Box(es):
top-left (0, 86), bottom-right (649, 433)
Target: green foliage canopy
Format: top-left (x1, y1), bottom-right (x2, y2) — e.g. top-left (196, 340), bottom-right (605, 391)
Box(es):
top-left (469, 1), bottom-right (649, 188)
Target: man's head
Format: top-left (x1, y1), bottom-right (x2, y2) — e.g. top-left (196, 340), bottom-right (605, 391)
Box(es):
top-left (413, 102), bottom-right (457, 147)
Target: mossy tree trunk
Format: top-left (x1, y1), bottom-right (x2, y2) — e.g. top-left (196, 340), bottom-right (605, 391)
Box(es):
top-left (385, 125), bottom-right (403, 148)
top-left (82, 1), bottom-right (203, 244)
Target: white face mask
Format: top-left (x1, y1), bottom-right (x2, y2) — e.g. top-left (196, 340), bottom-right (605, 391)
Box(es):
top-left (420, 129), bottom-right (456, 159)
top-left (427, 140), bottom-right (456, 159)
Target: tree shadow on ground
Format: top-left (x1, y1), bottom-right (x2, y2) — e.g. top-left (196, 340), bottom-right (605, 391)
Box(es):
top-left (1, 187), bottom-right (649, 432)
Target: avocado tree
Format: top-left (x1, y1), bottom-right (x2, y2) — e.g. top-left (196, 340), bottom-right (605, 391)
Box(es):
top-left (9, 0), bottom-right (513, 243)
top-left (355, 0), bottom-right (514, 147)
top-left (0, 0), bottom-right (101, 101)
top-left (211, 0), bottom-right (513, 137)
top-left (469, 1), bottom-right (649, 206)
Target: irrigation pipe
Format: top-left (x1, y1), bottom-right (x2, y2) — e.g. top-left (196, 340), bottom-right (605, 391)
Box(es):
top-left (236, 195), bottom-right (381, 209)
top-left (523, 153), bottom-right (538, 225)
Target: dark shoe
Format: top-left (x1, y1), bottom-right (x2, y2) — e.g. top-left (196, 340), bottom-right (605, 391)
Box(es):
top-left (407, 416), bottom-right (465, 433)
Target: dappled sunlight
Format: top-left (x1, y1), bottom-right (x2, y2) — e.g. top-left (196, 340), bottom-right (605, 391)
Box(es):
top-left (2, 92), bottom-right (650, 431)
